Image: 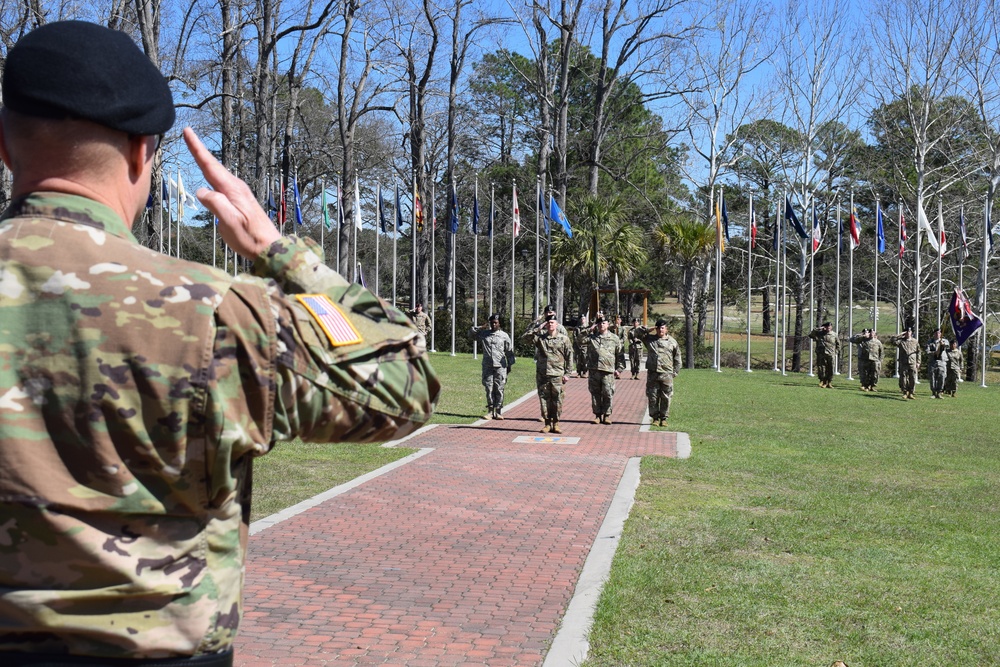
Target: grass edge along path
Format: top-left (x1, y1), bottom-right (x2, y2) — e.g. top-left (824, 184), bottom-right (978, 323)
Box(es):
top-left (585, 369), bottom-right (1000, 667)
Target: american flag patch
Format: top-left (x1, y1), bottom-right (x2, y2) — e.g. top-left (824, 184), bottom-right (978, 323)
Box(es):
top-left (296, 294), bottom-right (363, 346)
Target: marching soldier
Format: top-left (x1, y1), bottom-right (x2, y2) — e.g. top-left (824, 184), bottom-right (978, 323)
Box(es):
top-left (635, 319), bottom-right (681, 426)
top-left (945, 340), bottom-right (963, 397)
top-left (573, 313), bottom-right (590, 378)
top-left (410, 302), bottom-right (432, 339)
top-left (889, 328), bottom-right (921, 399)
top-left (523, 314), bottom-right (574, 434)
top-left (626, 317), bottom-right (643, 379)
top-left (927, 331), bottom-right (950, 399)
top-left (808, 321), bottom-right (840, 388)
top-left (586, 315), bottom-right (626, 424)
top-left (469, 314), bottom-right (514, 419)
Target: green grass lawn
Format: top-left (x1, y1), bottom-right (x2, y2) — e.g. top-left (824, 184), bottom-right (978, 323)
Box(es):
top-left (250, 351), bottom-right (538, 521)
top-left (586, 369), bottom-right (1000, 667)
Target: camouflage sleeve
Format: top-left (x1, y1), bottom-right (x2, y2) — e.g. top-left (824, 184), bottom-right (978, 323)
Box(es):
top-left (222, 235), bottom-right (439, 452)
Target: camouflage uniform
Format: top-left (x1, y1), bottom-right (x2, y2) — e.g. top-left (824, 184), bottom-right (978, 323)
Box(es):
top-left (469, 325), bottom-right (513, 417)
top-left (572, 323), bottom-right (590, 377)
top-left (808, 326), bottom-right (840, 387)
top-left (890, 334), bottom-right (921, 398)
top-left (626, 326), bottom-right (643, 379)
top-left (525, 328), bottom-right (573, 430)
top-left (636, 327), bottom-right (681, 424)
top-left (868, 336), bottom-right (884, 389)
top-left (927, 340), bottom-right (950, 398)
top-left (586, 331), bottom-right (626, 422)
top-left (0, 193), bottom-right (440, 659)
top-left (945, 345), bottom-right (963, 396)
top-left (410, 309), bottom-right (432, 339)
top-left (849, 332), bottom-right (882, 390)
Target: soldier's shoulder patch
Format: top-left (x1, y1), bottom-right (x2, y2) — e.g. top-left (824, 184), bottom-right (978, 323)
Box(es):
top-left (296, 294), bottom-right (363, 346)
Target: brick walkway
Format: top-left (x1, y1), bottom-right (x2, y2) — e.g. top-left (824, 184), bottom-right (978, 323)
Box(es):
top-left (235, 371), bottom-right (685, 666)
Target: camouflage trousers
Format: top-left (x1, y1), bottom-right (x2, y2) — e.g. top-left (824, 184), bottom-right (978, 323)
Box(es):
top-left (537, 375), bottom-right (565, 421)
top-left (588, 370), bottom-right (616, 417)
top-left (574, 346), bottom-right (588, 376)
top-left (482, 367), bottom-right (508, 411)
top-left (898, 363), bottom-right (917, 394)
top-left (859, 360), bottom-right (878, 387)
top-left (646, 372), bottom-right (674, 420)
top-left (930, 362), bottom-right (947, 395)
top-left (816, 354), bottom-right (835, 384)
top-left (629, 347), bottom-right (642, 376)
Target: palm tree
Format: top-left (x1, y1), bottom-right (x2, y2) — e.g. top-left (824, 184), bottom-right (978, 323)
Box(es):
top-left (551, 195), bottom-right (647, 315)
top-left (654, 216), bottom-right (716, 368)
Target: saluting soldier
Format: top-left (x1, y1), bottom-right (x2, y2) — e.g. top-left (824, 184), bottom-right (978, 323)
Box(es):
top-left (523, 314), bottom-right (574, 433)
top-left (927, 331), bottom-right (950, 399)
top-left (586, 315), bottom-right (626, 424)
top-left (635, 319), bottom-right (682, 426)
top-left (470, 313), bottom-right (514, 419)
top-left (889, 328), bottom-right (921, 399)
top-left (0, 20), bottom-right (439, 664)
top-left (945, 340), bottom-right (963, 397)
top-left (573, 313), bottom-right (590, 378)
top-left (808, 321), bottom-right (840, 388)
top-left (868, 329), bottom-right (884, 390)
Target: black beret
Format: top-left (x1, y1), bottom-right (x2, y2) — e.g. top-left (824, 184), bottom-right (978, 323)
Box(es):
top-left (545, 314), bottom-right (558, 322)
top-left (3, 21), bottom-right (174, 135)
top-left (656, 319), bottom-right (668, 327)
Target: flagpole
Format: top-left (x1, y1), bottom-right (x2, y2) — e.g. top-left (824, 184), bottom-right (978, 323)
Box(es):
top-left (392, 183), bottom-right (399, 308)
top-left (746, 193), bottom-right (753, 373)
top-left (546, 188), bottom-right (552, 307)
top-left (896, 201), bottom-right (903, 378)
top-left (159, 172), bottom-right (164, 255)
top-left (375, 182), bottom-right (381, 297)
top-left (411, 172), bottom-right (417, 309)
top-left (337, 175), bottom-right (343, 275)
top-left (450, 179), bottom-right (457, 358)
top-left (937, 197), bottom-right (943, 327)
top-left (714, 187), bottom-right (721, 372)
top-left (781, 196), bottom-right (788, 377)
top-left (431, 180), bottom-right (436, 352)
top-left (981, 197), bottom-right (989, 387)
top-left (176, 168), bottom-right (182, 260)
top-left (534, 176), bottom-right (540, 317)
top-left (489, 183), bottom-right (495, 317)
top-left (353, 171), bottom-right (359, 284)
top-left (959, 205), bottom-right (965, 294)
top-left (914, 198), bottom-right (922, 351)
top-left (320, 179), bottom-right (325, 260)
top-left (834, 201), bottom-right (841, 375)
top-left (808, 198), bottom-right (815, 377)
top-left (848, 192), bottom-right (854, 381)
top-left (774, 196), bottom-right (781, 372)
top-left (874, 199), bottom-right (880, 330)
top-left (511, 180), bottom-right (517, 337)
top-left (473, 177), bottom-right (479, 361)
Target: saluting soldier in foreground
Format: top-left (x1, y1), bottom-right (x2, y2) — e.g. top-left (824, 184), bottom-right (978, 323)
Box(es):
top-left (586, 316), bottom-right (626, 424)
top-left (0, 21), bottom-right (439, 665)
top-left (469, 314), bottom-right (514, 419)
top-left (808, 321), bottom-right (840, 388)
top-left (523, 314), bottom-right (574, 433)
top-left (927, 332), bottom-right (950, 399)
top-left (635, 319), bottom-right (681, 426)
top-left (889, 328), bottom-right (921, 399)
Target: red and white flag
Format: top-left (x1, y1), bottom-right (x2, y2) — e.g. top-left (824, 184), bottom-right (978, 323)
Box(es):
top-left (512, 184), bottom-right (521, 237)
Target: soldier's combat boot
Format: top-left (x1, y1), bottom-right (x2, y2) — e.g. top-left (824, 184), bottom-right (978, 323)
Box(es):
top-left (494, 409), bottom-right (504, 420)
top-left (540, 421), bottom-right (551, 433)
top-left (482, 409), bottom-right (493, 420)
top-left (604, 415), bottom-right (613, 425)
top-left (551, 421), bottom-right (562, 434)
top-left (592, 417), bottom-right (601, 424)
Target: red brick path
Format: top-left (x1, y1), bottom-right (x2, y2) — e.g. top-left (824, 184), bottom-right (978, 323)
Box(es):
top-left (235, 372), bottom-right (681, 666)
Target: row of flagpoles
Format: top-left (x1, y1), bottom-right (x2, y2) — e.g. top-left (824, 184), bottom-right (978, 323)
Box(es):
top-left (712, 188), bottom-right (992, 385)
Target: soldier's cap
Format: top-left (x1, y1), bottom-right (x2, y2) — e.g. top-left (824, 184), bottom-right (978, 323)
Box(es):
top-left (545, 314), bottom-right (558, 322)
top-left (488, 313), bottom-right (500, 322)
top-left (594, 315), bottom-right (605, 323)
top-left (3, 21), bottom-right (175, 135)
top-left (656, 319), bottom-right (668, 327)
top-left (823, 321), bottom-right (832, 328)
top-left (544, 304), bottom-right (556, 314)
top-left (632, 318), bottom-right (639, 323)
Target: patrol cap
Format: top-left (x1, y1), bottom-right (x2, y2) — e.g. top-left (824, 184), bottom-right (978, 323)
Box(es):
top-left (3, 21), bottom-right (175, 135)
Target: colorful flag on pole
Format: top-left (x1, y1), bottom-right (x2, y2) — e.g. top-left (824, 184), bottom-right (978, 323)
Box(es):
top-left (785, 197), bottom-right (808, 239)
top-left (549, 196), bottom-right (573, 237)
top-left (414, 190), bottom-right (424, 232)
top-left (917, 204), bottom-right (940, 253)
top-left (721, 190), bottom-right (730, 242)
top-left (715, 194), bottom-right (725, 252)
top-left (876, 205), bottom-right (885, 254)
top-left (949, 287), bottom-right (983, 346)
top-left (848, 209), bottom-right (861, 250)
top-left (811, 203), bottom-right (821, 252)
top-left (378, 185), bottom-right (388, 233)
top-left (489, 190), bottom-right (495, 238)
top-left (512, 184), bottom-right (521, 237)
top-left (353, 175), bottom-right (362, 230)
top-left (899, 209), bottom-right (907, 258)
top-left (395, 184), bottom-right (403, 234)
top-left (538, 192), bottom-right (549, 235)
top-left (749, 200), bottom-right (757, 249)
top-left (322, 188), bottom-right (331, 231)
top-left (448, 183), bottom-right (459, 234)
top-left (279, 177), bottom-right (287, 227)
top-left (937, 204), bottom-right (947, 257)
top-left (336, 182), bottom-right (344, 230)
top-left (472, 189), bottom-right (480, 234)
top-left (293, 174), bottom-right (303, 225)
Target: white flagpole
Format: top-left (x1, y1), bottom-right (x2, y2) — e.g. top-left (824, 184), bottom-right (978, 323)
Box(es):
top-left (176, 168), bottom-right (183, 260)
top-left (937, 197), bottom-right (943, 327)
top-left (353, 171), bottom-right (359, 284)
top-left (534, 176), bottom-right (541, 317)
top-left (781, 195), bottom-right (788, 376)
top-left (320, 179), bottom-right (325, 259)
top-left (337, 175), bottom-right (343, 275)
top-left (451, 179), bottom-right (457, 357)
top-left (914, 197), bottom-right (922, 348)
top-left (834, 201), bottom-right (841, 374)
top-left (847, 192), bottom-right (854, 381)
top-left (431, 181), bottom-right (436, 352)
top-left (746, 192), bottom-right (753, 373)
top-left (489, 183), bottom-right (495, 317)
top-left (159, 174), bottom-right (165, 255)
top-left (393, 184), bottom-right (398, 307)
top-left (511, 181), bottom-right (517, 337)
top-left (714, 187), bottom-right (721, 371)
top-left (808, 198), bottom-right (816, 377)
top-left (473, 177), bottom-right (479, 361)
top-left (411, 173), bottom-right (417, 309)
top-left (982, 198), bottom-right (989, 387)
top-left (375, 182), bottom-right (381, 297)
top-left (896, 202), bottom-right (903, 377)
top-left (774, 196), bottom-right (781, 372)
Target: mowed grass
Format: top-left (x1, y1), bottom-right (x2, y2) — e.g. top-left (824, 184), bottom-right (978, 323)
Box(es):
top-left (250, 351), bottom-right (538, 521)
top-left (586, 369), bottom-right (1000, 667)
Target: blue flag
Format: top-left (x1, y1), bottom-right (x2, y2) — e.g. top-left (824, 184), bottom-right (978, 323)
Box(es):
top-left (721, 191), bottom-right (730, 241)
top-left (876, 205), bottom-right (886, 254)
top-left (538, 193), bottom-right (549, 235)
top-left (448, 184), bottom-right (459, 234)
top-left (378, 186), bottom-right (388, 233)
top-left (950, 287), bottom-right (983, 346)
top-left (472, 190), bottom-right (480, 234)
top-left (785, 197), bottom-right (808, 239)
top-left (549, 196), bottom-right (573, 238)
top-left (489, 192), bottom-right (495, 238)
top-left (292, 175), bottom-right (303, 225)
top-left (395, 184), bottom-right (403, 233)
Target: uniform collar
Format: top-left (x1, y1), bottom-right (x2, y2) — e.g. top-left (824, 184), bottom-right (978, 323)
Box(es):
top-left (1, 191), bottom-right (138, 243)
